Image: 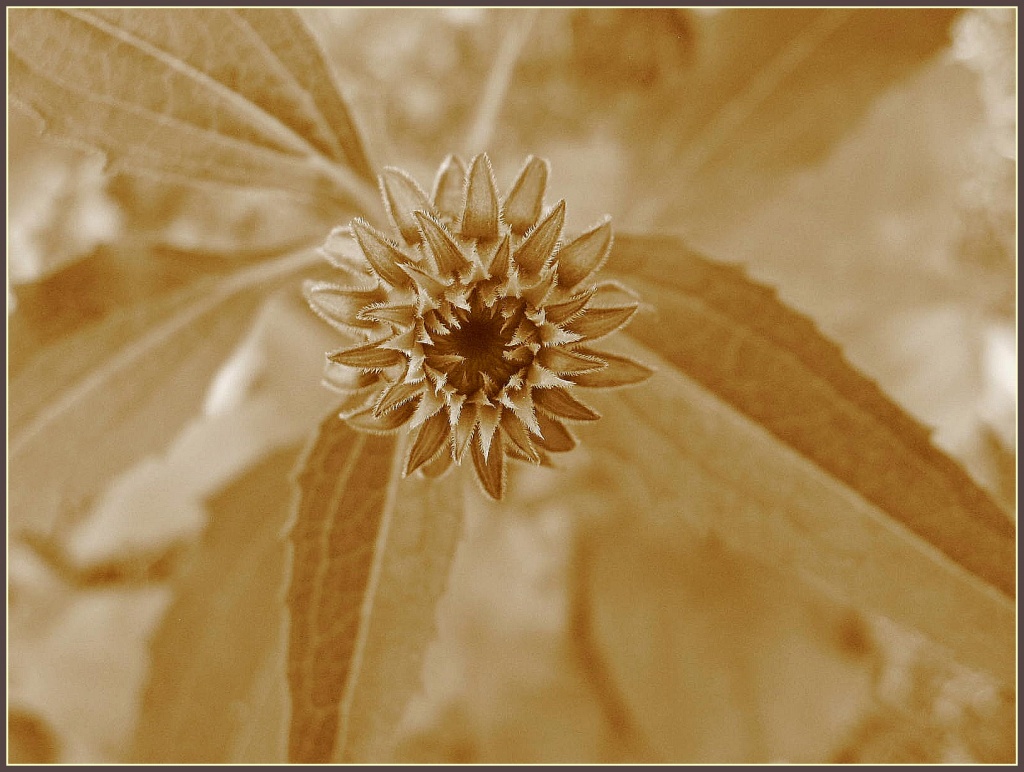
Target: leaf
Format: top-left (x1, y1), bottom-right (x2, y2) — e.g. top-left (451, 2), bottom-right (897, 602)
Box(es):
top-left (502, 9), bottom-right (961, 237)
top-left (285, 416), bottom-right (397, 762)
top-left (592, 234), bottom-right (1013, 681)
top-left (122, 291), bottom-right (343, 762)
top-left (131, 446), bottom-right (301, 763)
top-left (574, 520), bottom-right (875, 762)
top-left (8, 8), bottom-right (378, 214)
top-left (641, 9), bottom-right (963, 233)
top-left (286, 413), bottom-right (465, 763)
top-left (335, 466), bottom-right (465, 762)
top-left (8, 249), bottom-right (318, 539)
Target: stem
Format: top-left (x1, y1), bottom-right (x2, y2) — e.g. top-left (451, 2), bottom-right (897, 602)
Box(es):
top-left (462, 9), bottom-right (539, 156)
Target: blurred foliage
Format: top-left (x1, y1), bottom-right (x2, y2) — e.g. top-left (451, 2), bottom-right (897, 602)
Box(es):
top-left (7, 7), bottom-right (1015, 764)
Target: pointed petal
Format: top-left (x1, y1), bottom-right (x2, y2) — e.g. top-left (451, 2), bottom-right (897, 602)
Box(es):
top-left (399, 261), bottom-right (452, 296)
top-left (527, 362), bottom-right (575, 390)
top-left (503, 155), bottom-right (549, 235)
top-left (320, 226), bottom-right (377, 282)
top-left (415, 211), bottom-right (472, 279)
top-left (536, 346), bottom-right (606, 374)
top-left (533, 387), bottom-right (601, 421)
top-left (381, 166), bottom-right (435, 244)
top-left (555, 218), bottom-right (613, 290)
top-left (358, 303), bottom-right (417, 326)
top-left (328, 340), bottom-right (406, 370)
top-left (499, 409), bottom-right (541, 462)
top-left (508, 319), bottom-right (540, 347)
top-left (500, 387), bottom-right (542, 436)
top-left (332, 379), bottom-right (383, 416)
top-left (462, 153), bottom-right (500, 240)
top-left (471, 428), bottom-right (506, 500)
top-left (453, 403), bottom-right (478, 462)
top-left (506, 443), bottom-right (554, 468)
top-left (534, 412), bottom-right (576, 453)
top-left (477, 404), bottom-right (502, 457)
top-left (522, 266), bottom-right (558, 308)
top-left (347, 397), bottom-right (418, 433)
top-left (421, 449), bottom-right (454, 478)
top-left (432, 154), bottom-right (467, 220)
top-left (486, 234), bottom-right (511, 279)
top-left (323, 365), bottom-right (378, 394)
top-left (374, 380), bottom-right (424, 417)
top-left (541, 287), bottom-right (595, 324)
top-left (537, 322), bottom-right (582, 347)
top-left (513, 200), bottom-right (565, 277)
top-left (407, 383), bottom-right (446, 428)
top-left (591, 279), bottom-right (642, 306)
top-left (303, 280), bottom-right (385, 332)
top-left (352, 218), bottom-right (417, 289)
top-left (406, 410), bottom-right (452, 475)
top-left (446, 391), bottom-right (467, 425)
top-left (567, 349), bottom-right (654, 388)
top-left (566, 304), bottom-right (639, 342)
top-left (379, 325), bottom-right (420, 353)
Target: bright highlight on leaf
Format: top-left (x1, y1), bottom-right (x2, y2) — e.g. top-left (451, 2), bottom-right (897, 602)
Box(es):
top-left (307, 154), bottom-right (653, 499)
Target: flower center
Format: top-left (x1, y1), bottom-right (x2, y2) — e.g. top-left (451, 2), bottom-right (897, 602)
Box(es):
top-left (424, 295), bottom-right (532, 398)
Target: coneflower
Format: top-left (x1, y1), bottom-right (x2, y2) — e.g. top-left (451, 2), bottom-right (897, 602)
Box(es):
top-left (305, 153), bottom-right (653, 499)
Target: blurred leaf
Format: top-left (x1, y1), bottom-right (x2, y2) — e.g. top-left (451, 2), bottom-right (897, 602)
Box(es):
top-left (131, 446), bottom-right (300, 763)
top-left (504, 9), bottom-right (961, 238)
top-left (575, 523), bottom-right (874, 762)
top-left (8, 709), bottom-right (61, 764)
top-left (285, 415), bottom-right (397, 763)
top-left (642, 8), bottom-right (962, 233)
top-left (8, 250), bottom-right (317, 539)
top-left (9, 8), bottom-right (378, 215)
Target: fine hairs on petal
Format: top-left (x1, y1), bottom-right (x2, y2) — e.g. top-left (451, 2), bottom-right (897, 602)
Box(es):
top-left (380, 166), bottom-right (435, 244)
top-left (462, 153), bottom-right (500, 240)
top-left (504, 155), bottom-right (550, 235)
top-left (432, 154), bottom-right (468, 221)
top-left (307, 154), bottom-right (652, 499)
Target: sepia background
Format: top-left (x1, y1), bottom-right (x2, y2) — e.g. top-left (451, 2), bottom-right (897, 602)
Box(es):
top-left (8, 8), bottom-right (1016, 764)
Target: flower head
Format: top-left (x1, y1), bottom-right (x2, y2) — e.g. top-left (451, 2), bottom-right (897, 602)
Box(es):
top-left (306, 154), bottom-right (652, 499)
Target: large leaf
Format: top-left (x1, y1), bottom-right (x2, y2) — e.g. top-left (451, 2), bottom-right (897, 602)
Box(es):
top-left (8, 249), bottom-right (319, 539)
top-left (499, 9), bottom-right (960, 237)
top-left (595, 235), bottom-right (1013, 680)
top-left (8, 8), bottom-right (379, 214)
top-left (637, 8), bottom-right (962, 233)
top-left (285, 413), bottom-right (466, 763)
top-left (120, 289), bottom-right (344, 762)
top-left (575, 518), bottom-right (875, 762)
top-left (131, 446), bottom-right (301, 763)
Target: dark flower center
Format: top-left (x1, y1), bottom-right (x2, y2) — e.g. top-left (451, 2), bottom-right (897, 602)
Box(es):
top-left (424, 296), bottom-right (532, 397)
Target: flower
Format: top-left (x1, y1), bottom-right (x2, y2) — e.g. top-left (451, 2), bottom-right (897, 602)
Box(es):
top-left (305, 153), bottom-right (652, 499)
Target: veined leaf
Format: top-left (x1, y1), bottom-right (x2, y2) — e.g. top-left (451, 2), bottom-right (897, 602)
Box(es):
top-left (285, 416), bottom-right (398, 763)
top-left (595, 234), bottom-right (1013, 680)
top-left (285, 413), bottom-right (465, 763)
top-left (8, 8), bottom-right (379, 215)
top-left (334, 469), bottom-right (465, 762)
top-left (8, 249), bottom-right (319, 540)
